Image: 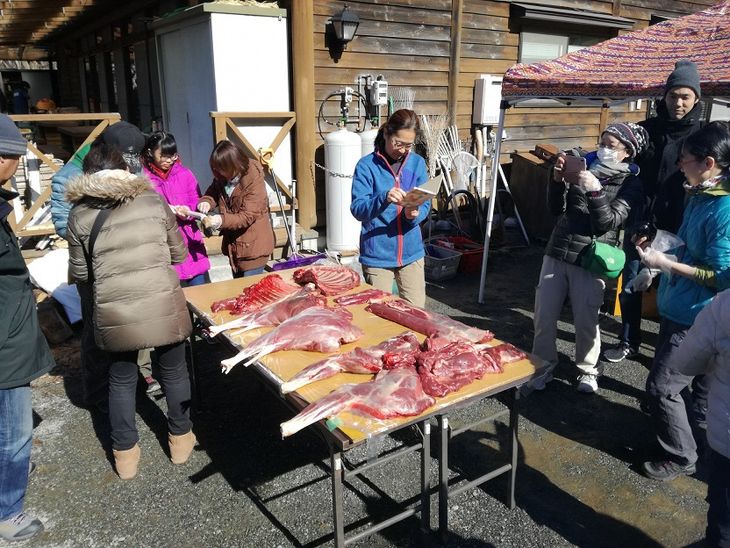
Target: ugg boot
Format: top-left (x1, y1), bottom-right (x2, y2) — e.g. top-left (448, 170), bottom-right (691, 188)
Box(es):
top-left (169, 431), bottom-right (196, 465)
top-left (113, 444), bottom-right (140, 480)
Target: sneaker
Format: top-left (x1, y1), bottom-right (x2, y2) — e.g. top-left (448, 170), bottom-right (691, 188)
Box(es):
top-left (531, 371), bottom-right (554, 391)
top-left (642, 459), bottom-right (696, 482)
top-left (577, 374), bottom-right (598, 393)
top-left (0, 512), bottom-right (44, 542)
top-left (603, 343), bottom-right (639, 363)
top-left (145, 376), bottom-right (162, 395)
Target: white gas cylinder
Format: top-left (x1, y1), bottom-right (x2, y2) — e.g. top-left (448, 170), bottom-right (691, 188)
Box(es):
top-left (324, 128), bottom-right (362, 252)
top-left (359, 128), bottom-right (378, 158)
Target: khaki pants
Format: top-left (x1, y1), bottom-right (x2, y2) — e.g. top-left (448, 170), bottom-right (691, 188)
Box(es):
top-left (362, 258), bottom-right (426, 308)
top-left (532, 255), bottom-right (605, 376)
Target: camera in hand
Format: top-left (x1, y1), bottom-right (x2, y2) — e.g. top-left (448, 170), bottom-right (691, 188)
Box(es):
top-left (634, 221), bottom-right (657, 241)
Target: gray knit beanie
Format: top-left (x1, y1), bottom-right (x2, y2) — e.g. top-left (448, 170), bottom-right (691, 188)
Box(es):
top-left (665, 60), bottom-right (701, 99)
top-left (602, 122), bottom-right (649, 161)
top-left (0, 114), bottom-right (27, 156)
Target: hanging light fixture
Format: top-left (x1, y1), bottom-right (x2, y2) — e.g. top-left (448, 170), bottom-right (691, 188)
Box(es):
top-left (330, 4), bottom-right (360, 48)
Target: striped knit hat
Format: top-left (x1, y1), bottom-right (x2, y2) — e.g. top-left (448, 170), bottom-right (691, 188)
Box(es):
top-left (602, 122), bottom-right (649, 161)
top-left (0, 114), bottom-right (27, 156)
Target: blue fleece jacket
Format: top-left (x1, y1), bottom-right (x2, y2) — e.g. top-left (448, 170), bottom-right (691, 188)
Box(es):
top-left (351, 150), bottom-right (430, 268)
top-left (50, 144), bottom-right (89, 239)
top-left (658, 183), bottom-right (730, 326)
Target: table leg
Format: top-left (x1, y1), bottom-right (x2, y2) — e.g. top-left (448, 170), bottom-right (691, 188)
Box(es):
top-left (331, 449), bottom-right (345, 547)
top-left (438, 415), bottom-right (450, 542)
top-left (508, 388), bottom-right (520, 510)
top-left (420, 420), bottom-right (431, 533)
top-left (185, 336), bottom-right (200, 416)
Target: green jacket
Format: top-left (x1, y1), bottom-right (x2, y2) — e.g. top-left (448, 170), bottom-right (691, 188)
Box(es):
top-left (0, 188), bottom-right (54, 389)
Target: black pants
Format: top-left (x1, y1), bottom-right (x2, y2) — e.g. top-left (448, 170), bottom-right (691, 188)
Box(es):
top-left (108, 341), bottom-right (191, 450)
top-left (708, 448), bottom-right (730, 547)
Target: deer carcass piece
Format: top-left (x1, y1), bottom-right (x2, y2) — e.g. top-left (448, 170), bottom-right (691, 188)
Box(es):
top-left (293, 265), bottom-right (361, 296)
top-left (366, 299), bottom-right (494, 344)
top-left (334, 288), bottom-right (392, 306)
top-left (479, 343), bottom-right (528, 367)
top-left (280, 366), bottom-right (435, 438)
top-left (220, 307), bottom-right (364, 373)
top-left (210, 274), bottom-right (300, 316)
top-left (417, 341), bottom-right (498, 397)
top-left (207, 286), bottom-right (325, 337)
top-left (280, 332), bottom-right (421, 394)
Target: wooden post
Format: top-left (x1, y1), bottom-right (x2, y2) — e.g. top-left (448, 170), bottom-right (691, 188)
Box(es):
top-left (448, 0), bottom-right (464, 125)
top-left (612, 0), bottom-right (622, 16)
top-left (599, 103), bottom-right (610, 133)
top-left (291, 1), bottom-right (317, 229)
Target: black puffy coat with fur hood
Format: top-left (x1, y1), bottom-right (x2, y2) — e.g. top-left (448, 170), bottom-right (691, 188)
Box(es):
top-left (66, 169), bottom-right (192, 352)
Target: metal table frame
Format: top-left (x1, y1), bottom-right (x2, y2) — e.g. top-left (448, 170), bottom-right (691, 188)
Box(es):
top-left (186, 297), bottom-right (534, 547)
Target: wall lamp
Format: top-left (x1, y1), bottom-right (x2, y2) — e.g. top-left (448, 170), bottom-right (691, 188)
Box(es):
top-left (330, 4), bottom-right (360, 48)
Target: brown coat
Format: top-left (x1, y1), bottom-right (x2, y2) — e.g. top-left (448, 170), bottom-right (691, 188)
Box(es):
top-left (199, 159), bottom-right (275, 273)
top-left (66, 170), bottom-right (192, 352)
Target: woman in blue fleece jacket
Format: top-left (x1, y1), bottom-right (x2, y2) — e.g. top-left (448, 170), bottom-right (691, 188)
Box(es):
top-left (351, 109), bottom-right (430, 307)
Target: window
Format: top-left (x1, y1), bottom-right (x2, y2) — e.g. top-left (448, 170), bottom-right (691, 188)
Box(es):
top-left (519, 32), bottom-right (604, 64)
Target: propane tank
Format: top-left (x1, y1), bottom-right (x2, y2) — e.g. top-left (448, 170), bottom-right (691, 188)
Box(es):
top-left (324, 127), bottom-right (362, 252)
top-left (359, 127), bottom-right (378, 158)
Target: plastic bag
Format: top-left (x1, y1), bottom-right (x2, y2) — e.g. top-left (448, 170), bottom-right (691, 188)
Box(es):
top-left (651, 229), bottom-right (684, 253)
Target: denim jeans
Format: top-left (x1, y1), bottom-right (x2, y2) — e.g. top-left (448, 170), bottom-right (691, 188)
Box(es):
top-left (108, 342), bottom-right (191, 450)
top-left (181, 273), bottom-right (207, 288)
top-left (0, 385), bottom-right (32, 520)
top-left (646, 318), bottom-right (708, 466)
top-left (618, 240), bottom-right (643, 349)
top-left (707, 448), bottom-right (730, 547)
top-left (233, 266), bottom-right (265, 278)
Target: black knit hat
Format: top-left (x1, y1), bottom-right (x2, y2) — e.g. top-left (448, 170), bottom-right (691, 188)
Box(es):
top-left (602, 122), bottom-right (649, 161)
top-left (96, 121), bottom-right (145, 173)
top-left (664, 60), bottom-right (701, 99)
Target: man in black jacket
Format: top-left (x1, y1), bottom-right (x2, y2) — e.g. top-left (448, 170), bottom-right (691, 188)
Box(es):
top-left (0, 114), bottom-right (54, 541)
top-left (604, 60), bottom-right (703, 364)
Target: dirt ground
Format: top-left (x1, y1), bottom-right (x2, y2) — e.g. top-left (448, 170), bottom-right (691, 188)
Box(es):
top-left (21, 245), bottom-right (708, 547)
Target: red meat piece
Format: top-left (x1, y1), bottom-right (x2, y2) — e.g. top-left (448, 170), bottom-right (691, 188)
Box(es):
top-left (293, 265), bottom-right (361, 296)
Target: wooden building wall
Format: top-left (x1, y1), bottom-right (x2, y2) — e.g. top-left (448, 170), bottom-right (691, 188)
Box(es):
top-left (311, 1), bottom-right (710, 219)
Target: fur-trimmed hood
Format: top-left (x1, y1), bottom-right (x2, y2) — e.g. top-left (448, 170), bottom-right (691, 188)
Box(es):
top-left (66, 169), bottom-right (151, 206)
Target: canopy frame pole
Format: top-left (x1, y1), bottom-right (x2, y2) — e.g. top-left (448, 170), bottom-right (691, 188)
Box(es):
top-left (478, 102), bottom-right (509, 304)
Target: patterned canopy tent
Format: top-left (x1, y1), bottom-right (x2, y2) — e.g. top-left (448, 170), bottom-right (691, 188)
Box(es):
top-left (502, 0), bottom-right (730, 101)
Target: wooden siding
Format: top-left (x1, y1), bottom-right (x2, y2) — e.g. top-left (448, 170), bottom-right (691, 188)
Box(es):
top-left (312, 0), bottom-right (706, 223)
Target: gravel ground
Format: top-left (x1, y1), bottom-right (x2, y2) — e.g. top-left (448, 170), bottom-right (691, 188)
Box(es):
top-left (20, 245), bottom-right (708, 547)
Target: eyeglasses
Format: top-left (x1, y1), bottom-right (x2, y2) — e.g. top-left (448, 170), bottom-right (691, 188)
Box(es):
top-left (391, 138), bottom-right (415, 150)
top-left (677, 157), bottom-right (703, 167)
top-left (160, 153), bottom-right (178, 162)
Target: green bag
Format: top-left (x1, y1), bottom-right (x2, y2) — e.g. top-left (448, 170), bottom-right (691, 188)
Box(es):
top-left (580, 238), bottom-right (626, 278)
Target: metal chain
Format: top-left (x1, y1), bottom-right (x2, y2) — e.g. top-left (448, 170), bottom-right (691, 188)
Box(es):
top-left (312, 161), bottom-right (354, 179)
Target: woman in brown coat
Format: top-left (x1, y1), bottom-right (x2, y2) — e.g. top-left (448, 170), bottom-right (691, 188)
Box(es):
top-left (66, 144), bottom-right (194, 480)
top-left (197, 140), bottom-right (275, 277)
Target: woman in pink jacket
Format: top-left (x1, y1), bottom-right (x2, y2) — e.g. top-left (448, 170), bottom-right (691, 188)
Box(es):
top-left (142, 132), bottom-right (210, 286)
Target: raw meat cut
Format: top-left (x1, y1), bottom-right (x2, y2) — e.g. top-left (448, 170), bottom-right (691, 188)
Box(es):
top-left (366, 299), bottom-right (494, 343)
top-left (206, 286), bottom-right (326, 337)
top-left (280, 332), bottom-right (421, 394)
top-left (210, 274), bottom-right (299, 316)
top-left (293, 265), bottom-right (360, 296)
top-left (417, 341), bottom-right (498, 397)
top-left (280, 366), bottom-right (435, 437)
top-left (417, 340), bottom-right (528, 397)
top-left (334, 288), bottom-right (392, 306)
top-left (479, 343), bottom-right (527, 367)
top-left (220, 307), bottom-right (364, 373)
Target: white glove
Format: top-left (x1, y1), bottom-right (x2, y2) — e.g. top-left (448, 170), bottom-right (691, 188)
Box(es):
top-left (636, 246), bottom-right (676, 274)
top-left (577, 171), bottom-right (601, 192)
top-left (197, 201), bottom-right (211, 214)
top-left (624, 267), bottom-right (658, 294)
top-left (203, 214), bottom-right (222, 230)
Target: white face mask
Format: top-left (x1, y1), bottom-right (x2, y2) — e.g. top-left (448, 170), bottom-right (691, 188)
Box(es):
top-left (596, 146), bottom-right (621, 164)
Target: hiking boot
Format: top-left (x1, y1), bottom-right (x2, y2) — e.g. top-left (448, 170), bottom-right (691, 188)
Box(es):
top-left (169, 431), bottom-right (196, 465)
top-left (145, 376), bottom-right (162, 395)
top-left (532, 371), bottom-right (554, 391)
top-left (642, 459), bottom-right (696, 481)
top-left (603, 343), bottom-right (639, 363)
top-left (0, 512), bottom-right (44, 542)
top-left (113, 444), bottom-right (141, 480)
top-left (577, 374), bottom-right (598, 393)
